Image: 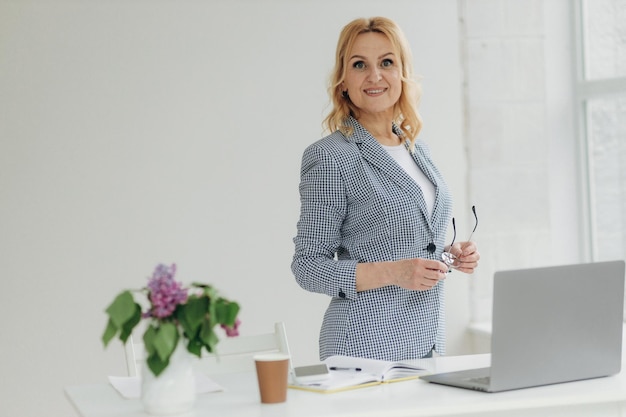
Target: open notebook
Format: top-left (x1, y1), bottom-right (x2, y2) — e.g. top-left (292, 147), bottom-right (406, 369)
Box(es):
top-left (289, 355), bottom-right (432, 393)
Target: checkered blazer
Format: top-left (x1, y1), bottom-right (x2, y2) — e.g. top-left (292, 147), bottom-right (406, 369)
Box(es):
top-left (292, 117), bottom-right (453, 361)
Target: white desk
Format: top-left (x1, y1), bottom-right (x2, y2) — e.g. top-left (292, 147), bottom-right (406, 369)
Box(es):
top-left (65, 353), bottom-right (626, 417)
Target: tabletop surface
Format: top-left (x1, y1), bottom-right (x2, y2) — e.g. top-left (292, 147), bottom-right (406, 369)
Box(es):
top-left (65, 352), bottom-right (626, 417)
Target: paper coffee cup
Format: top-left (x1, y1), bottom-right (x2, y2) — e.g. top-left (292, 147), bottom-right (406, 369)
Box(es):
top-left (253, 353), bottom-right (290, 404)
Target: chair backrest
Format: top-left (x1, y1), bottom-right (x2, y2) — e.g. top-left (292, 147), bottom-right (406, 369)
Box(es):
top-left (125, 322), bottom-right (291, 377)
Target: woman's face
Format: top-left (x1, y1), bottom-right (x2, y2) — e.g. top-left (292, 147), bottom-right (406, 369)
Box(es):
top-left (342, 32), bottom-right (402, 119)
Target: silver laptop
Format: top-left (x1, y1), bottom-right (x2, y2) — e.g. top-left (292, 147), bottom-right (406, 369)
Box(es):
top-left (422, 260), bottom-right (625, 392)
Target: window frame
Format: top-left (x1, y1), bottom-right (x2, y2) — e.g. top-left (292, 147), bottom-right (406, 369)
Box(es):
top-left (574, 0), bottom-right (626, 261)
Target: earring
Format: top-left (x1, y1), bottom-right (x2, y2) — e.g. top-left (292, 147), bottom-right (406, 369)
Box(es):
top-left (342, 90), bottom-right (349, 99)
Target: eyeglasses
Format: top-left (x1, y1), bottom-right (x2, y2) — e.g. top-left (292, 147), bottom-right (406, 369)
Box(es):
top-left (442, 206), bottom-right (478, 268)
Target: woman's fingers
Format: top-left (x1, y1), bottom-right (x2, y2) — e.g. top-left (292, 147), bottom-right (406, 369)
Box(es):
top-left (449, 242), bottom-right (480, 274)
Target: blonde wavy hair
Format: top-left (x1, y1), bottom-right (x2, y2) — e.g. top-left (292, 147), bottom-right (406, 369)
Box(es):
top-left (323, 17), bottom-right (423, 151)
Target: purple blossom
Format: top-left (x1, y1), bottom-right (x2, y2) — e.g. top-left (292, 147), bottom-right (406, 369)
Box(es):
top-left (221, 318), bottom-right (241, 337)
top-left (146, 263), bottom-right (188, 319)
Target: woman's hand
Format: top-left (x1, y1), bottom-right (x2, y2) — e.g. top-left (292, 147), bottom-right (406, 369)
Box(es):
top-left (393, 258), bottom-right (450, 291)
top-left (446, 241), bottom-right (480, 274)
top-left (356, 258), bottom-right (449, 292)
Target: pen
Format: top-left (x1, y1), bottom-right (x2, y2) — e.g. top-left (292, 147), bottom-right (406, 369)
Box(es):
top-left (329, 367), bottom-right (362, 371)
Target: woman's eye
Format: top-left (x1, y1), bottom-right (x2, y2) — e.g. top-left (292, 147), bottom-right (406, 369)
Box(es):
top-left (352, 61), bottom-right (366, 70)
top-left (381, 58), bottom-right (394, 68)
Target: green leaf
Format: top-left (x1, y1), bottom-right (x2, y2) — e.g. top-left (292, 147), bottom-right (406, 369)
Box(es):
top-left (208, 295), bottom-right (217, 328)
top-left (105, 291), bottom-right (138, 328)
top-left (186, 338), bottom-right (203, 357)
top-left (178, 317), bottom-right (198, 342)
top-left (102, 318), bottom-right (118, 347)
top-left (153, 322), bottom-right (178, 361)
top-left (143, 323), bottom-right (179, 376)
top-left (118, 303), bottom-right (142, 343)
top-left (102, 291), bottom-right (142, 347)
top-left (215, 299), bottom-right (240, 326)
top-left (146, 351), bottom-right (169, 376)
top-left (199, 318), bottom-right (219, 352)
top-left (143, 325), bottom-right (158, 356)
top-left (178, 296), bottom-right (208, 335)
top-left (197, 284), bottom-right (218, 302)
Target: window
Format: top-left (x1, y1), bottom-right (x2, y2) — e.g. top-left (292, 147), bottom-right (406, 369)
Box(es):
top-left (576, 0), bottom-right (626, 261)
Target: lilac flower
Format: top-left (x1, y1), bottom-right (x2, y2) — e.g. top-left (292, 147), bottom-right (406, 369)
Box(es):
top-left (221, 318), bottom-right (241, 337)
top-left (146, 263), bottom-right (188, 319)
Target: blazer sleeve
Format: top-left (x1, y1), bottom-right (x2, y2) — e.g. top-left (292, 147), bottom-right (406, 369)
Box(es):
top-left (291, 143), bottom-right (359, 301)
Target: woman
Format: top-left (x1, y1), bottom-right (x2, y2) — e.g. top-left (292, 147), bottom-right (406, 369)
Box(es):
top-left (291, 17), bottom-right (479, 361)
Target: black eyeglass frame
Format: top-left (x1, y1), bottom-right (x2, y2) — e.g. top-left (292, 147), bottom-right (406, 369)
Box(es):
top-left (442, 206), bottom-right (478, 267)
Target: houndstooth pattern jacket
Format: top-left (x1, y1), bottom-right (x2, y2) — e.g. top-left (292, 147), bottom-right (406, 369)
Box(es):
top-left (292, 117), bottom-right (453, 361)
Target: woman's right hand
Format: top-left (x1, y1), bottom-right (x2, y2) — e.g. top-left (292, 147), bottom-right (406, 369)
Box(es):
top-left (356, 258), bottom-right (449, 292)
top-left (391, 258), bottom-right (449, 291)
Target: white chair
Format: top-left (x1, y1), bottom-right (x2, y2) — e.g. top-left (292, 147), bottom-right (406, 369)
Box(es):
top-left (125, 322), bottom-right (291, 377)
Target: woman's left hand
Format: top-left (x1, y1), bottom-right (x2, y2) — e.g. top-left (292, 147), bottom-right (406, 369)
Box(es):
top-left (447, 241), bottom-right (480, 274)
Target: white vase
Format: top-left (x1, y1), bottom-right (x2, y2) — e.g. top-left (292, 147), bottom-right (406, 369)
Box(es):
top-left (141, 341), bottom-right (196, 415)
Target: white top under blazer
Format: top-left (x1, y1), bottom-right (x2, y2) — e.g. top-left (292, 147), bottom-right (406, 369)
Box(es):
top-left (381, 142), bottom-right (436, 215)
top-left (292, 117), bottom-right (453, 361)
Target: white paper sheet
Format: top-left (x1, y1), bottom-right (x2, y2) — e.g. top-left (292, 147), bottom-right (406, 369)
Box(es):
top-left (108, 372), bottom-right (223, 399)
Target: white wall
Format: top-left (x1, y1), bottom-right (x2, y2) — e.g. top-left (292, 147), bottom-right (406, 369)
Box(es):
top-left (460, 0), bottom-right (580, 350)
top-left (0, 1), bottom-right (466, 416)
top-left (462, 0), bottom-right (579, 312)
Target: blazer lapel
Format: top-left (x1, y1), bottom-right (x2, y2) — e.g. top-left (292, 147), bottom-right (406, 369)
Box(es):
top-left (346, 118), bottom-right (436, 231)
